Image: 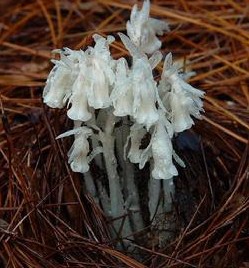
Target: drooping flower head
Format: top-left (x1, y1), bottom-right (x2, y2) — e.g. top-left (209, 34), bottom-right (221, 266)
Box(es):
top-left (67, 51), bottom-right (92, 122)
top-left (57, 126), bottom-right (93, 173)
top-left (110, 57), bottom-right (133, 117)
top-left (43, 48), bottom-right (80, 109)
top-left (131, 57), bottom-right (159, 129)
top-left (67, 35), bottom-right (116, 121)
top-left (159, 53), bottom-right (205, 133)
top-left (85, 34), bottom-right (116, 109)
top-left (151, 112), bottom-right (178, 180)
top-left (118, 33), bottom-right (160, 129)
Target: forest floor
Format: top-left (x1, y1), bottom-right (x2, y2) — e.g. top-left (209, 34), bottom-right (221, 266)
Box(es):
top-left (0, 1), bottom-right (248, 267)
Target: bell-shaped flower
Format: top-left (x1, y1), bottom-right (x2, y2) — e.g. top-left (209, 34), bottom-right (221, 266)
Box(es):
top-left (159, 53), bottom-right (205, 133)
top-left (151, 114), bottom-right (178, 180)
top-left (126, 0), bottom-right (169, 54)
top-left (132, 57), bottom-right (159, 129)
top-left (168, 90), bottom-right (198, 133)
top-left (67, 53), bottom-right (92, 122)
top-left (85, 34), bottom-right (116, 109)
top-left (43, 48), bottom-right (79, 108)
top-left (57, 126), bottom-right (93, 173)
top-left (110, 58), bottom-right (133, 117)
top-left (118, 34), bottom-right (160, 129)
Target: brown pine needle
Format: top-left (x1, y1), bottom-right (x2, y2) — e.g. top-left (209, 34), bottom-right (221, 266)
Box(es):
top-left (0, 0), bottom-right (249, 267)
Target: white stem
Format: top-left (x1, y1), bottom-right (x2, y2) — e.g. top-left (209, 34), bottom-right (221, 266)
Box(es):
top-left (73, 120), bottom-right (82, 128)
top-left (99, 111), bottom-right (132, 239)
top-left (163, 178), bottom-right (175, 212)
top-left (85, 110), bottom-right (111, 217)
top-left (86, 108), bottom-right (103, 169)
top-left (96, 180), bottom-right (111, 216)
top-left (84, 171), bottom-right (99, 204)
top-left (115, 121), bottom-right (144, 233)
top-left (155, 178), bottom-right (176, 247)
top-left (148, 173), bottom-right (163, 221)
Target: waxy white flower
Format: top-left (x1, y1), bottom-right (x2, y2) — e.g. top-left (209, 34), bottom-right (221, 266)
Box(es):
top-left (118, 33), bottom-right (159, 129)
top-left (127, 0), bottom-right (169, 54)
top-left (110, 58), bottom-right (133, 117)
top-left (132, 57), bottom-right (159, 129)
top-left (159, 53), bottom-right (204, 133)
top-left (151, 116), bottom-right (178, 180)
top-left (43, 49), bottom-right (79, 108)
top-left (57, 126), bottom-right (93, 173)
top-left (67, 53), bottom-right (92, 122)
top-left (86, 34), bottom-right (116, 109)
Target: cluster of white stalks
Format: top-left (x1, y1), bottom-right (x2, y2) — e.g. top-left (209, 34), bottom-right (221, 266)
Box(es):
top-left (43, 0), bottom-right (204, 246)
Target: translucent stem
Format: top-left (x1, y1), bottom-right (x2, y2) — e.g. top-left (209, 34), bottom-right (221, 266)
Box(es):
top-left (84, 171), bottom-right (99, 204)
top-left (96, 180), bottom-right (111, 216)
top-left (115, 120), bottom-right (144, 233)
top-left (148, 171), bottom-right (163, 221)
top-left (163, 178), bottom-right (175, 212)
top-left (99, 111), bottom-right (132, 239)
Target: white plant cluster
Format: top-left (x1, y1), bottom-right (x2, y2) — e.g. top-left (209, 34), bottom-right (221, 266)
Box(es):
top-left (43, 0), bottom-right (204, 242)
